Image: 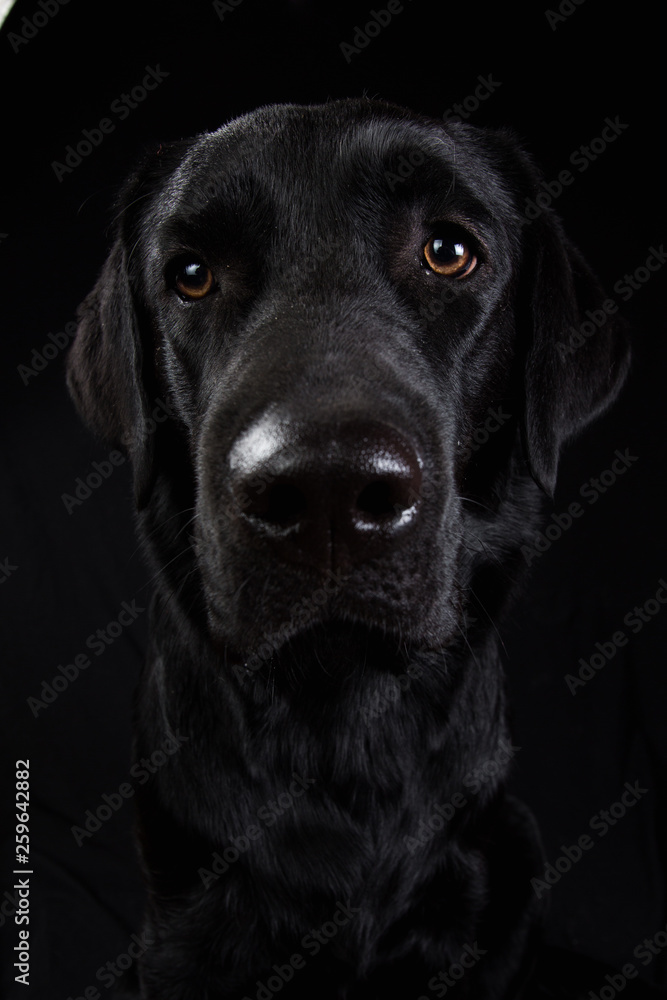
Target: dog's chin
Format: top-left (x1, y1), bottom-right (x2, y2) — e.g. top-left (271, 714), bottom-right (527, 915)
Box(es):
top-left (204, 583), bottom-right (464, 684)
top-left (202, 563), bottom-right (463, 667)
top-left (244, 618), bottom-right (419, 690)
top-left (208, 605), bottom-right (439, 689)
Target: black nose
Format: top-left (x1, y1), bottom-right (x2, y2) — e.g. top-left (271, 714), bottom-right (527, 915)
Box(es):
top-left (227, 417), bottom-right (423, 571)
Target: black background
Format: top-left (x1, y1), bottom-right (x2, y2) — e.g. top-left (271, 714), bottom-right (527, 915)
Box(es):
top-left (0, 1), bottom-right (665, 997)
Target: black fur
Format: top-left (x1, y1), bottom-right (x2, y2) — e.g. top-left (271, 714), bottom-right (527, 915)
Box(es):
top-left (67, 99), bottom-right (629, 999)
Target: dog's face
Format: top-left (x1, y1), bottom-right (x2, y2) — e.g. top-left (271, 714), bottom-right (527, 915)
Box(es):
top-left (68, 99), bottom-right (628, 683)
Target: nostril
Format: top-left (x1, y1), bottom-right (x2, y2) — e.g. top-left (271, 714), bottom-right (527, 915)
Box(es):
top-left (357, 481), bottom-right (403, 518)
top-left (251, 481), bottom-right (307, 525)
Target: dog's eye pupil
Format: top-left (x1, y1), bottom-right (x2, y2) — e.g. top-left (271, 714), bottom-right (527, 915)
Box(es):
top-left (433, 239), bottom-right (462, 262)
top-left (173, 260), bottom-right (215, 300)
top-left (424, 233), bottom-right (477, 278)
top-left (184, 263), bottom-right (205, 283)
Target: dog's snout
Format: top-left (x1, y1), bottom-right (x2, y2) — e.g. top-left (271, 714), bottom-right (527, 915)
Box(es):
top-left (228, 417), bottom-right (423, 570)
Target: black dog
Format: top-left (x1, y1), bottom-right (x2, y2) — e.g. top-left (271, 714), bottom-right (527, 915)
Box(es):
top-left (67, 99), bottom-right (629, 999)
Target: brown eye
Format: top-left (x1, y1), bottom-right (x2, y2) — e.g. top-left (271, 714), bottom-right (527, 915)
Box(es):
top-left (173, 260), bottom-right (215, 300)
top-left (424, 233), bottom-right (477, 278)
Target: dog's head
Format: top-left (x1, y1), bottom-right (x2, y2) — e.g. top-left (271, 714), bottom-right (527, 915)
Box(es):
top-left (67, 99), bottom-right (629, 679)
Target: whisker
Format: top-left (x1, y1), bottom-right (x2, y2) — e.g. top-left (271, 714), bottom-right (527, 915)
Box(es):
top-left (126, 506), bottom-right (197, 565)
top-left (110, 190), bottom-right (156, 229)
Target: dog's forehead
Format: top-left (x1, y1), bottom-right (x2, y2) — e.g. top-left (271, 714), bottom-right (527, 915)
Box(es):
top-left (158, 102), bottom-right (513, 226)
top-left (205, 102), bottom-right (453, 165)
top-left (194, 101), bottom-right (455, 173)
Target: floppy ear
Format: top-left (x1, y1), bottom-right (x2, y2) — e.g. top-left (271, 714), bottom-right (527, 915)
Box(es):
top-left (517, 166), bottom-right (630, 496)
top-left (67, 204), bottom-right (156, 509)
